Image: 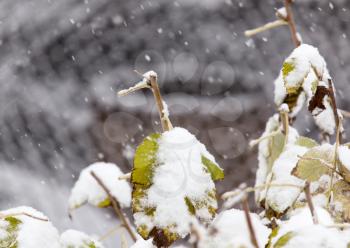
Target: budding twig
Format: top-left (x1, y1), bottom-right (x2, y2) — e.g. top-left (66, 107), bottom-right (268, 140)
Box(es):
top-left (245, 19), bottom-right (288, 37)
top-left (241, 195), bottom-right (259, 248)
top-left (304, 182), bottom-right (319, 224)
top-left (90, 171), bottom-right (137, 242)
top-left (118, 70), bottom-right (173, 132)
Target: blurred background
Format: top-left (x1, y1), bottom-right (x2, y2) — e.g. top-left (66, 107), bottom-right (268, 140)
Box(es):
top-left (0, 0), bottom-right (350, 246)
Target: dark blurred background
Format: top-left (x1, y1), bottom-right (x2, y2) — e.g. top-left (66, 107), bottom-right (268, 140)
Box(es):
top-left (0, 0), bottom-right (349, 246)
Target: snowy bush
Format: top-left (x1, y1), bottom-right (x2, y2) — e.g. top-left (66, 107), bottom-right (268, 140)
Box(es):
top-left (2, 1), bottom-right (350, 247)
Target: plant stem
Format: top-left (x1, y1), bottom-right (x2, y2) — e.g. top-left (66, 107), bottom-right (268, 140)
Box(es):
top-left (149, 75), bottom-right (173, 132)
top-left (90, 171), bottom-right (137, 242)
top-left (245, 19), bottom-right (288, 37)
top-left (284, 0), bottom-right (301, 47)
top-left (241, 196), bottom-right (259, 248)
top-left (304, 182), bottom-right (318, 224)
top-left (327, 78), bottom-right (342, 204)
top-left (0, 212), bottom-right (48, 222)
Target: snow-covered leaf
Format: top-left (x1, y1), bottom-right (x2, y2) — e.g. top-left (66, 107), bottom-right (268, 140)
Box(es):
top-left (60, 229), bottom-right (104, 248)
top-left (0, 206), bottom-right (60, 248)
top-left (131, 127), bottom-right (223, 247)
top-left (292, 144), bottom-right (334, 182)
top-left (69, 162), bottom-right (132, 210)
top-left (274, 44), bottom-right (336, 134)
top-left (338, 145), bottom-right (350, 183)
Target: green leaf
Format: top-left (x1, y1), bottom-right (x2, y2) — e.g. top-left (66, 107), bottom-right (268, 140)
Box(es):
top-left (97, 198), bottom-right (110, 208)
top-left (295, 136), bottom-right (318, 148)
top-left (274, 231), bottom-right (295, 248)
top-left (201, 155), bottom-right (224, 181)
top-left (282, 61), bottom-right (295, 78)
top-left (267, 132), bottom-right (285, 170)
top-left (132, 133), bottom-right (161, 186)
top-left (292, 145), bottom-right (333, 182)
top-left (0, 216), bottom-right (22, 248)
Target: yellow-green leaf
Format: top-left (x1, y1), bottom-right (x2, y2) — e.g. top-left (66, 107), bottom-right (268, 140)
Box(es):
top-left (292, 145), bottom-right (333, 182)
top-left (132, 133), bottom-right (161, 186)
top-left (295, 136), bottom-right (318, 148)
top-left (267, 132), bottom-right (285, 170)
top-left (0, 216), bottom-right (21, 248)
top-left (201, 155), bottom-right (224, 181)
top-left (274, 231), bottom-right (295, 248)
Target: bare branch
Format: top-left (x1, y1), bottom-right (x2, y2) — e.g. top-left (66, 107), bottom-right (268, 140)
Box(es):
top-left (284, 0), bottom-right (301, 47)
top-left (241, 196), bottom-right (259, 248)
top-left (245, 19), bottom-right (288, 37)
top-left (304, 182), bottom-right (319, 224)
top-left (90, 171), bottom-right (137, 242)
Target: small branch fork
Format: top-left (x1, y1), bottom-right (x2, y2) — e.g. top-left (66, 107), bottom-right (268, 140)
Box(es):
top-left (90, 171), bottom-right (137, 242)
top-left (245, 0), bottom-right (300, 47)
top-left (118, 70), bottom-right (173, 132)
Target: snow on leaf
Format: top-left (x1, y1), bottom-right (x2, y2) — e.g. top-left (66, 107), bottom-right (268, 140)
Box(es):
top-left (0, 206), bottom-right (60, 248)
top-left (292, 144), bottom-right (334, 182)
top-left (198, 209), bottom-right (271, 248)
top-left (274, 44), bottom-right (336, 134)
top-left (337, 145), bottom-right (350, 183)
top-left (60, 229), bottom-right (104, 248)
top-left (69, 162), bottom-right (132, 210)
top-left (131, 127), bottom-right (222, 247)
top-left (266, 145), bottom-right (307, 213)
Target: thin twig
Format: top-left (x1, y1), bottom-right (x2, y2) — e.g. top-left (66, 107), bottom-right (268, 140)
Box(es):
top-left (304, 182), bottom-right (319, 224)
top-left (90, 171), bottom-right (137, 242)
top-left (149, 74), bottom-right (173, 131)
top-left (241, 196), bottom-right (259, 248)
top-left (340, 109), bottom-right (350, 119)
top-left (0, 212), bottom-right (49, 222)
top-left (245, 19), bottom-right (288, 37)
top-left (118, 172), bottom-right (131, 180)
top-left (222, 183), bottom-right (303, 200)
top-left (327, 78), bottom-right (342, 204)
top-left (249, 130), bottom-right (280, 148)
top-left (98, 224), bottom-right (123, 241)
top-left (284, 0), bottom-right (301, 47)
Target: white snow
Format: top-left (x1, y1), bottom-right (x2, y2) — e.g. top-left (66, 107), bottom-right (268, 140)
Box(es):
top-left (198, 209), bottom-right (270, 248)
top-left (338, 145), bottom-right (350, 171)
top-left (69, 162), bottom-right (132, 210)
top-left (130, 238), bottom-right (155, 248)
top-left (266, 145), bottom-right (307, 213)
top-left (60, 229), bottom-right (104, 247)
top-left (0, 206), bottom-right (60, 248)
top-left (134, 127), bottom-right (221, 239)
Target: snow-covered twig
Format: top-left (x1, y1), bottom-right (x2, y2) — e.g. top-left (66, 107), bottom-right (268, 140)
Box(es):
top-left (304, 182), bottom-right (319, 224)
top-left (245, 19), bottom-right (288, 37)
top-left (90, 171), bottom-right (137, 242)
top-left (118, 70), bottom-right (173, 131)
top-left (249, 130), bottom-right (280, 148)
top-left (118, 172), bottom-right (131, 180)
